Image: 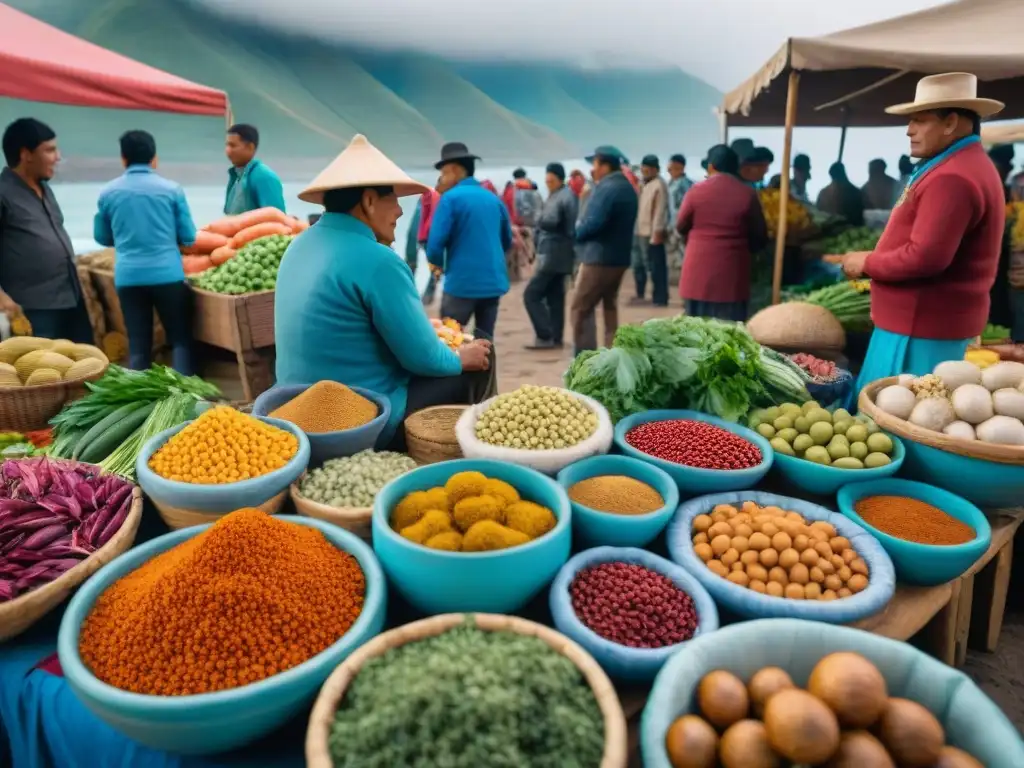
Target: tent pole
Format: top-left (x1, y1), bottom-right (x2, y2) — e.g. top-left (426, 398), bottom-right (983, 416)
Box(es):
top-left (772, 70), bottom-right (801, 305)
top-left (837, 106), bottom-right (850, 162)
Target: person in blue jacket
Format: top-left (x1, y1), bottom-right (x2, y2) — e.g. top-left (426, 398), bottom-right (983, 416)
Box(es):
top-left (570, 145), bottom-right (639, 352)
top-left (274, 135), bottom-right (494, 449)
top-left (426, 142), bottom-right (513, 341)
top-left (223, 124), bottom-right (286, 215)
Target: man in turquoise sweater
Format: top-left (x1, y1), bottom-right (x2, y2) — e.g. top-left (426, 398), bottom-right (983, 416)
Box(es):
top-left (275, 135), bottom-right (493, 447)
top-left (224, 123), bottom-right (286, 215)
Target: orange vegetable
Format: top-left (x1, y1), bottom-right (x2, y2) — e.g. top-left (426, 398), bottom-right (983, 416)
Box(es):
top-left (203, 216), bottom-right (242, 237)
top-left (229, 222), bottom-right (292, 249)
top-left (181, 230), bottom-right (229, 255)
top-left (182, 255), bottom-right (213, 274)
top-left (231, 207), bottom-right (291, 230)
top-left (209, 246), bottom-right (236, 266)
top-left (290, 217), bottom-right (309, 234)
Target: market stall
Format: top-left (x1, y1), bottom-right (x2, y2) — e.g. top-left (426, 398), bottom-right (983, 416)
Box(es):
top-left (720, 0), bottom-right (1024, 305)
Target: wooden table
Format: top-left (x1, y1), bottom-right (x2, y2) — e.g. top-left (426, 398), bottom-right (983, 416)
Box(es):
top-left (191, 288), bottom-right (276, 401)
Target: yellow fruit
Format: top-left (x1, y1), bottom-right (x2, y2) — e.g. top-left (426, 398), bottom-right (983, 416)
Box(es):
top-left (0, 336), bottom-right (51, 364)
top-left (0, 370), bottom-right (21, 388)
top-left (69, 343), bottom-right (109, 363)
top-left (64, 357), bottom-right (107, 381)
top-left (24, 368), bottom-right (62, 387)
top-left (48, 339), bottom-right (80, 358)
top-left (16, 351), bottom-right (74, 380)
top-left (0, 362), bottom-right (17, 378)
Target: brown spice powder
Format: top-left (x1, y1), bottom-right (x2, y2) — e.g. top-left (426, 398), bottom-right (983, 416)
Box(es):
top-left (854, 495), bottom-right (975, 546)
top-left (568, 475), bottom-right (665, 515)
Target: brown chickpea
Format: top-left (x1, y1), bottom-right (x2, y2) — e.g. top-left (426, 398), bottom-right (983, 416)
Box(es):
top-left (710, 511), bottom-right (728, 524)
top-left (694, 543), bottom-right (714, 562)
top-left (708, 522), bottom-right (733, 539)
top-left (850, 557), bottom-right (869, 576)
top-left (727, 570), bottom-right (750, 587)
top-left (733, 512), bottom-right (752, 524)
top-left (740, 550), bottom-right (760, 566)
top-left (693, 532), bottom-right (709, 545)
top-left (711, 535), bottom-right (731, 556)
top-left (804, 582), bottom-right (822, 600)
top-left (730, 536), bottom-right (750, 554)
top-left (693, 514), bottom-right (713, 532)
top-left (760, 522), bottom-right (780, 538)
top-left (759, 548), bottom-right (780, 568)
top-left (721, 548), bottom-right (740, 567)
top-left (809, 566), bottom-right (825, 584)
top-left (746, 564), bottom-right (769, 583)
top-left (778, 548), bottom-right (800, 570)
top-left (708, 560), bottom-right (730, 578)
top-left (830, 554), bottom-right (845, 570)
top-left (799, 548), bottom-right (819, 567)
top-left (741, 501), bottom-right (760, 515)
top-left (748, 532), bottom-right (771, 552)
top-left (789, 563), bottom-right (810, 585)
top-left (733, 523), bottom-right (754, 539)
top-left (848, 574), bottom-right (869, 593)
top-left (821, 589), bottom-right (838, 601)
top-left (811, 521), bottom-right (836, 538)
top-left (768, 566), bottom-right (789, 586)
top-left (824, 574), bottom-right (843, 592)
top-left (813, 541), bottom-right (834, 559)
top-left (838, 565), bottom-right (853, 583)
top-left (817, 558), bottom-right (836, 575)
top-left (785, 511), bottom-right (805, 524)
top-left (793, 534), bottom-right (810, 552)
top-left (830, 536), bottom-right (850, 553)
top-left (809, 527), bottom-right (830, 543)
top-left (837, 587), bottom-right (853, 598)
top-left (749, 579), bottom-right (767, 594)
top-left (732, 562), bottom-right (745, 572)
top-left (712, 504), bottom-right (735, 517)
top-left (766, 581), bottom-right (785, 597)
top-left (770, 532), bottom-right (792, 551)
top-left (784, 583), bottom-right (805, 599)
top-left (777, 518), bottom-right (800, 538)
top-left (842, 548), bottom-right (859, 565)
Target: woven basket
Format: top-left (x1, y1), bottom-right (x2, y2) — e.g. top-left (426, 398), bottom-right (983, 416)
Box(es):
top-left (0, 364), bottom-right (108, 432)
top-left (304, 613), bottom-right (628, 768)
top-left (154, 488), bottom-right (287, 531)
top-left (404, 405), bottom-right (466, 464)
top-left (290, 481), bottom-right (372, 542)
top-left (859, 376), bottom-right (1024, 466)
top-left (0, 485), bottom-right (143, 641)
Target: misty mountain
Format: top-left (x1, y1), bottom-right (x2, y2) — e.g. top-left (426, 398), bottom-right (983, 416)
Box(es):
top-left (3, 0), bottom-right (721, 176)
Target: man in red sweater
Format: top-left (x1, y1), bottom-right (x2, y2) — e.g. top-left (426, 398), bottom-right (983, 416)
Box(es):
top-left (842, 73), bottom-right (1006, 386)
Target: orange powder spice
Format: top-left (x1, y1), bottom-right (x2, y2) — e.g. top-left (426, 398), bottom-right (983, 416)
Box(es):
top-left (79, 508), bottom-right (365, 696)
top-left (854, 495), bottom-right (975, 546)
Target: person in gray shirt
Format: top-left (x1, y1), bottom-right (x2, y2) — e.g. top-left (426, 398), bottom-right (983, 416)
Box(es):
top-left (523, 163), bottom-right (578, 349)
top-left (0, 118), bottom-right (89, 341)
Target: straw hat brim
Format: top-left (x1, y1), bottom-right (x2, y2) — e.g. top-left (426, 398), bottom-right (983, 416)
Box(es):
top-left (885, 97), bottom-right (1005, 119)
top-left (299, 180), bottom-right (430, 205)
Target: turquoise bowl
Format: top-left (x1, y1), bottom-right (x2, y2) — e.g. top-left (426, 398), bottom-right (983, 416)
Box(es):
top-left (771, 432), bottom-right (905, 496)
top-left (642, 619), bottom-right (1024, 768)
top-left (549, 547), bottom-right (718, 682)
top-left (372, 458), bottom-right (571, 614)
top-left (897, 438), bottom-right (1024, 508)
top-left (556, 455), bottom-right (679, 548)
top-left (251, 384), bottom-right (391, 463)
top-left (613, 410), bottom-right (773, 493)
top-left (135, 416), bottom-right (310, 513)
top-left (57, 515), bottom-right (386, 755)
top-left (837, 478), bottom-right (992, 586)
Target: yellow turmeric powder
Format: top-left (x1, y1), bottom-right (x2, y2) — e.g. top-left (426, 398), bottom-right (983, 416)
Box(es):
top-left (270, 381), bottom-right (378, 433)
top-left (79, 509), bottom-right (365, 696)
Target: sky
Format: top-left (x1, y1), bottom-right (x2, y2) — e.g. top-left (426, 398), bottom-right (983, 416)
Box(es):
top-left (199, 0), bottom-right (945, 90)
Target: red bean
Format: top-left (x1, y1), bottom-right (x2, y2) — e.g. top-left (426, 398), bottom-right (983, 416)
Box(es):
top-left (625, 419), bottom-right (761, 470)
top-left (570, 562), bottom-right (698, 648)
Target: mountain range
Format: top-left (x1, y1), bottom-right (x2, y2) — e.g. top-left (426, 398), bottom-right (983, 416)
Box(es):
top-left (2, 0), bottom-right (722, 179)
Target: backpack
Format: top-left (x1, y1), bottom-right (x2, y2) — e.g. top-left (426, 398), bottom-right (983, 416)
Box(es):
top-left (514, 188), bottom-right (541, 227)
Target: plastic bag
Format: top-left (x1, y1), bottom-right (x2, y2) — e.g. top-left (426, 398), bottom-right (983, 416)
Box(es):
top-left (549, 546), bottom-right (719, 682)
top-left (665, 490), bottom-right (896, 623)
top-left (455, 393), bottom-right (613, 476)
top-left (642, 618), bottom-right (1024, 768)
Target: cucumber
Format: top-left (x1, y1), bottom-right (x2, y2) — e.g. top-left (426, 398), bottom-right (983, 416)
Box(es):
top-left (72, 401), bottom-right (147, 461)
top-left (80, 401), bottom-right (158, 464)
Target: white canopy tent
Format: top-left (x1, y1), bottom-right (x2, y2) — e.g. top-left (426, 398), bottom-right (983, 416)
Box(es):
top-left (720, 0), bottom-right (1024, 303)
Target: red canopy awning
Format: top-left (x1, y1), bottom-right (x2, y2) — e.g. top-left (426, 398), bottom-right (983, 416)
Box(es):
top-left (0, 3), bottom-right (228, 116)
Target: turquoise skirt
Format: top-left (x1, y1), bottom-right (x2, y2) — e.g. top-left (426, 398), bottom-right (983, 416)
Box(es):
top-left (852, 328), bottom-right (971, 409)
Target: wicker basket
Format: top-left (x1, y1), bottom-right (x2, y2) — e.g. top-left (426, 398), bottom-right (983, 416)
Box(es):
top-left (859, 376), bottom-right (1024, 465)
top-left (290, 481), bottom-right (372, 542)
top-left (154, 488), bottom-right (287, 531)
top-left (0, 485), bottom-right (143, 641)
top-left (304, 613), bottom-right (628, 768)
top-left (404, 405), bottom-right (466, 464)
top-left (0, 364), bottom-right (108, 432)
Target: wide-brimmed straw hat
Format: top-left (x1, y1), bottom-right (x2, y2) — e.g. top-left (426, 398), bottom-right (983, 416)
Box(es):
top-left (885, 73), bottom-right (1004, 118)
top-left (299, 134), bottom-right (431, 205)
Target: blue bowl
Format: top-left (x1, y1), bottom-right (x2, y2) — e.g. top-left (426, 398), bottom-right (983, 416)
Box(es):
top-left (556, 455), bottom-right (679, 548)
top-left (57, 515), bottom-right (386, 755)
top-left (372, 459), bottom-right (571, 614)
top-left (666, 491), bottom-right (896, 623)
top-left (549, 547), bottom-right (718, 682)
top-left (837, 478), bottom-right (992, 586)
top-left (641, 619), bottom-right (1024, 768)
top-left (613, 410), bottom-right (773, 494)
top-left (772, 432), bottom-right (905, 496)
top-left (897, 438), bottom-right (1024, 508)
top-left (136, 416), bottom-right (310, 513)
top-left (251, 384), bottom-right (390, 464)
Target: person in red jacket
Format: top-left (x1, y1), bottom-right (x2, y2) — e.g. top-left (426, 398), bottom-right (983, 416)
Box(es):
top-left (842, 73), bottom-right (1006, 388)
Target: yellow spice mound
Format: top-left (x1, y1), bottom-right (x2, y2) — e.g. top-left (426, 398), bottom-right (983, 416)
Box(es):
top-left (148, 406), bottom-right (298, 484)
top-left (270, 381), bottom-right (378, 433)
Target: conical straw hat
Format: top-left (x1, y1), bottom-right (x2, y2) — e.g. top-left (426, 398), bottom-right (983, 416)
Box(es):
top-left (299, 134), bottom-right (431, 204)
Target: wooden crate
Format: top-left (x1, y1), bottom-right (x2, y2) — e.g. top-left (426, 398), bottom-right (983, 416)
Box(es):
top-left (78, 260), bottom-right (166, 360)
top-left (191, 287), bottom-right (276, 401)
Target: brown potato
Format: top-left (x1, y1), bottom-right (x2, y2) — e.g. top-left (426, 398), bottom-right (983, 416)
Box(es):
top-left (800, 549), bottom-right (820, 567)
top-left (746, 563), bottom-right (769, 583)
top-left (768, 567), bottom-right (789, 586)
top-left (838, 565), bottom-right (853, 582)
top-left (838, 587), bottom-right (853, 598)
top-left (741, 550), bottom-right (760, 566)
top-left (850, 557), bottom-right (869, 576)
top-left (789, 563), bottom-right (810, 585)
top-left (711, 511), bottom-right (729, 524)
top-left (809, 527), bottom-right (830, 543)
top-left (732, 562), bottom-right (745, 572)
top-left (695, 543), bottom-right (714, 562)
top-left (749, 579), bottom-right (767, 594)
top-left (821, 589), bottom-right (838, 601)
top-left (824, 574), bottom-right (843, 592)
top-left (810, 521), bottom-right (836, 537)
top-left (809, 566), bottom-right (825, 584)
top-left (842, 548), bottom-right (858, 565)
top-left (771, 532), bottom-right (792, 551)
top-left (830, 535), bottom-right (850, 552)
top-left (709, 522), bottom-right (734, 539)
top-left (749, 532), bottom-right (771, 552)
top-left (778, 548), bottom-right (800, 570)
top-left (830, 554), bottom-right (845, 570)
top-left (759, 548), bottom-right (780, 568)
top-left (784, 583), bottom-right (806, 599)
top-left (760, 522), bottom-right (780, 538)
top-left (766, 581), bottom-right (785, 597)
top-left (693, 514), bottom-right (713, 532)
top-left (721, 548), bottom-right (740, 567)
top-left (727, 570), bottom-right (750, 587)
top-left (733, 523), bottom-right (754, 539)
top-left (818, 558), bottom-right (836, 575)
top-left (711, 535), bottom-right (732, 556)
top-left (804, 582), bottom-right (822, 600)
top-left (848, 574), bottom-right (869, 593)
top-left (731, 536), bottom-right (750, 554)
top-left (793, 534), bottom-right (810, 552)
top-left (814, 541), bottom-right (834, 559)
top-left (708, 560), bottom-right (730, 578)
top-left (693, 532), bottom-right (709, 545)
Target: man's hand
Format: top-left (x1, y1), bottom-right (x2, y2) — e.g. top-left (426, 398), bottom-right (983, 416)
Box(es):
top-left (458, 339), bottom-right (492, 372)
top-left (650, 230), bottom-right (664, 246)
top-left (0, 292), bottom-right (21, 320)
top-left (841, 251), bottom-right (870, 279)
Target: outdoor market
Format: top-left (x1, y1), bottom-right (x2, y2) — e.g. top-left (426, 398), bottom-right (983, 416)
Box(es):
top-left (4, 0), bottom-right (1024, 767)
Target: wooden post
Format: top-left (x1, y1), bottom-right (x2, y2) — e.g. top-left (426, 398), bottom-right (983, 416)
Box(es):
top-left (837, 107), bottom-right (850, 162)
top-left (772, 70), bottom-right (801, 305)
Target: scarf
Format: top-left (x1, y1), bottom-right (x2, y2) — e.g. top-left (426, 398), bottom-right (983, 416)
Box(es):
top-left (908, 135), bottom-right (980, 189)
